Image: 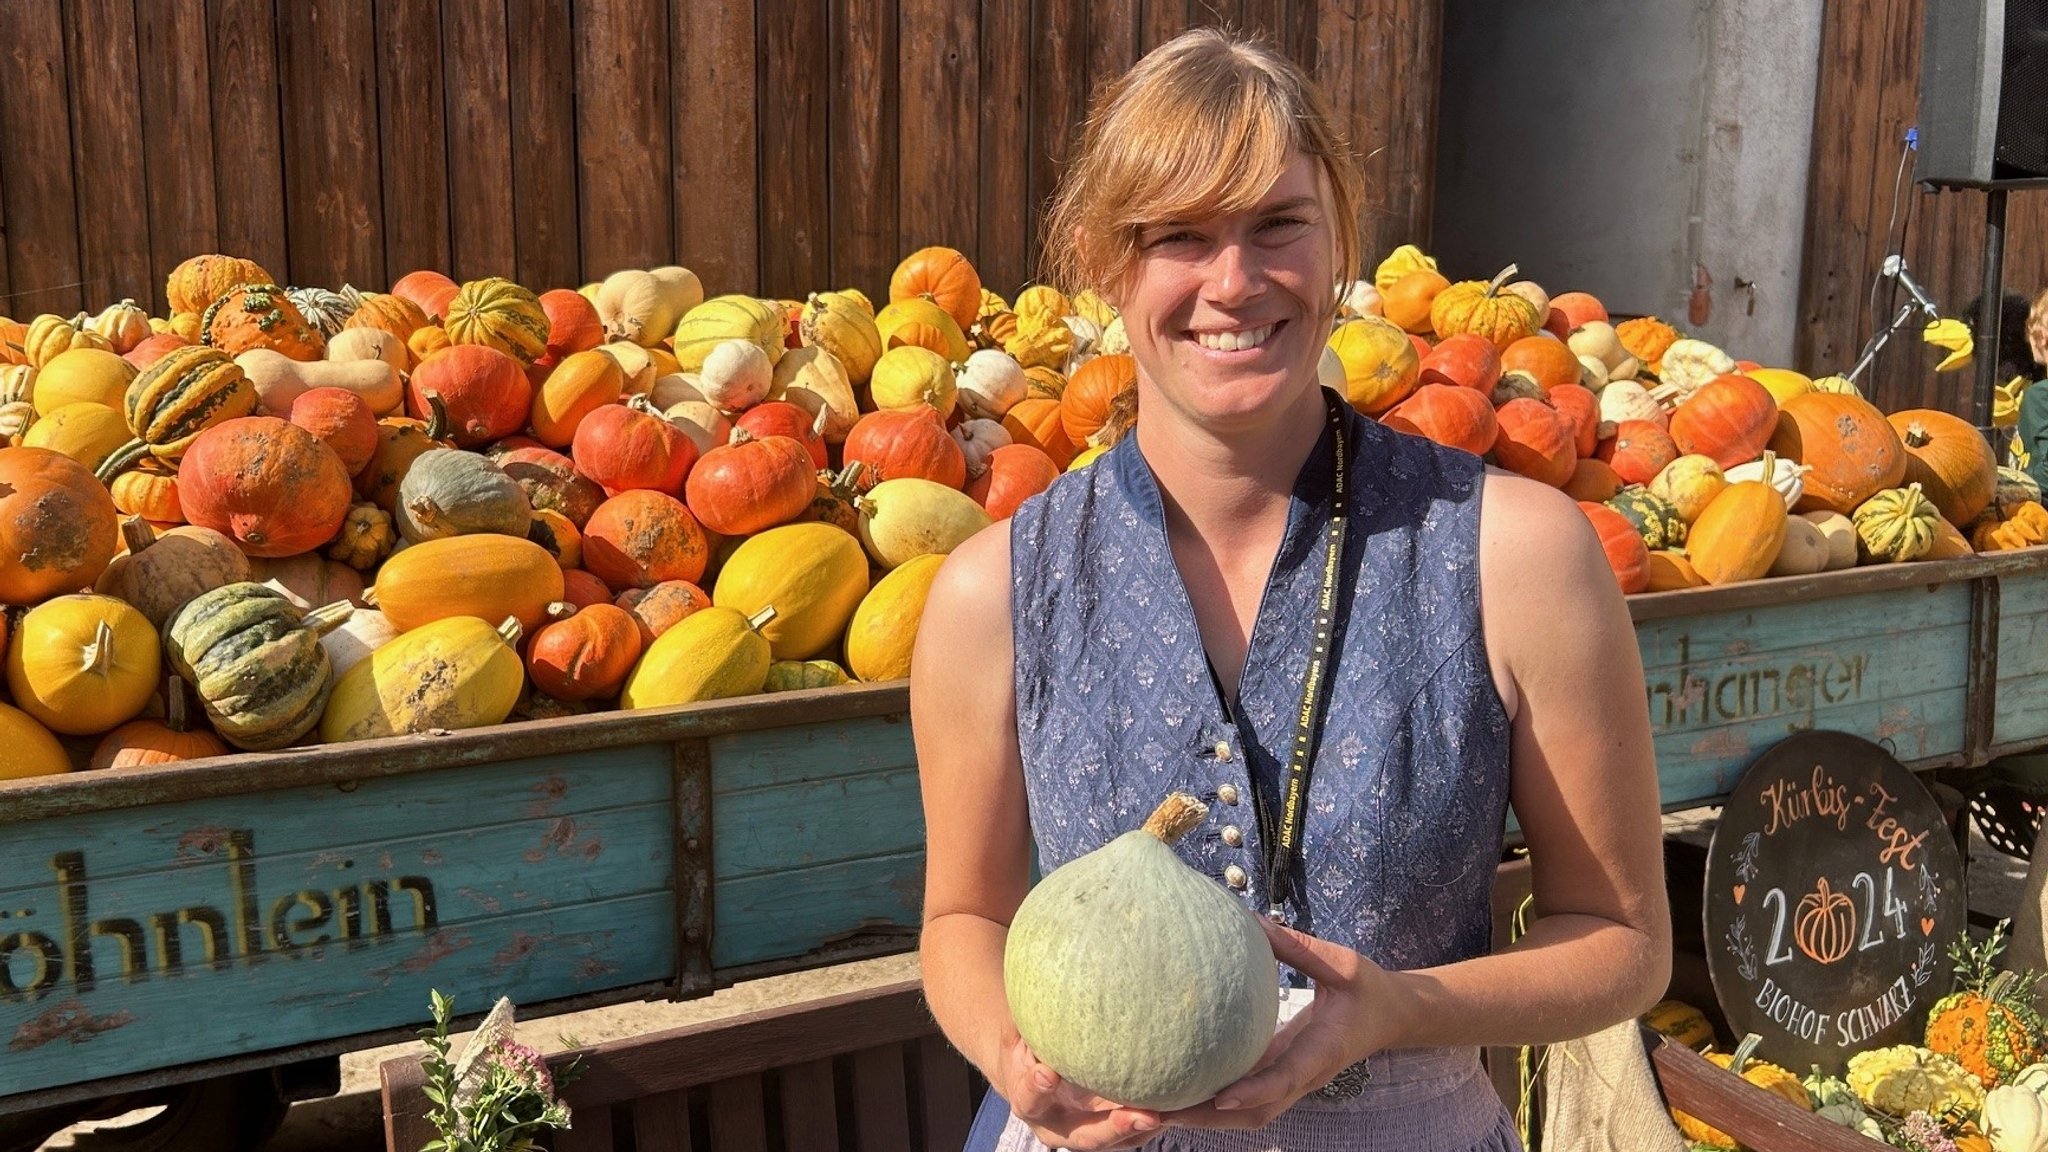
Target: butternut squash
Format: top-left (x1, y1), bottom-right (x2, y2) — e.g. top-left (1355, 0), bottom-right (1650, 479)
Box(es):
top-left (320, 615), bottom-right (525, 742)
top-left (237, 348), bottom-right (404, 416)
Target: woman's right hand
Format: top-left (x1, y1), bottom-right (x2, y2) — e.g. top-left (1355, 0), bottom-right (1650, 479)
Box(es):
top-left (997, 1032), bottom-right (1162, 1150)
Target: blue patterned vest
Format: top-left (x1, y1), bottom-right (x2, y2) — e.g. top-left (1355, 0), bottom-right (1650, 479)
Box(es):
top-left (1009, 401), bottom-right (1512, 971)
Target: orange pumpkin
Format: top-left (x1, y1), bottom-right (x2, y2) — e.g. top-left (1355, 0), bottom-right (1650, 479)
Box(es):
top-left (1416, 333), bottom-right (1501, 393)
top-left (526, 602), bottom-right (643, 701)
top-left (616, 580), bottom-right (713, 646)
top-left (342, 291), bottom-right (431, 348)
top-left (90, 677), bottom-right (227, 768)
top-left (684, 435), bottom-right (816, 537)
top-left (166, 254), bottom-right (276, 315)
top-left (1061, 354), bottom-right (1137, 446)
top-left (732, 402), bottom-right (829, 469)
top-left (409, 344), bottom-right (533, 447)
top-left (573, 396), bottom-right (697, 497)
top-left (1562, 458), bottom-right (1624, 503)
top-left (1547, 383), bottom-right (1600, 458)
top-left (288, 387), bottom-right (380, 476)
top-left (889, 246), bottom-right (984, 332)
top-left (1430, 265), bottom-right (1543, 350)
top-left (1498, 336), bottom-right (1581, 392)
top-left (560, 567), bottom-right (614, 609)
top-left (966, 443), bottom-right (1061, 521)
top-left (1549, 292), bottom-right (1608, 330)
top-left (0, 447), bottom-right (121, 605)
top-left (844, 408), bottom-right (968, 491)
top-left (200, 284), bottom-right (325, 360)
top-left (1492, 398), bottom-right (1574, 487)
top-left (178, 417), bottom-right (353, 557)
top-left (1769, 392), bottom-right (1906, 515)
top-left (1381, 384), bottom-right (1497, 457)
top-left (582, 490), bottom-right (711, 590)
top-left (1670, 375), bottom-right (1777, 469)
top-left (109, 459), bottom-right (184, 523)
top-left (1615, 316), bottom-right (1682, 376)
top-left (1600, 420), bottom-right (1680, 487)
top-left (391, 270), bottom-right (460, 321)
top-left (1578, 502), bottom-right (1649, 593)
top-left (529, 349), bottom-right (624, 448)
top-left (538, 289), bottom-right (604, 364)
top-left (1381, 269), bottom-right (1449, 334)
top-left (1001, 397), bottom-right (1077, 470)
top-left (1890, 408), bottom-right (1996, 527)
top-left (123, 332), bottom-right (191, 372)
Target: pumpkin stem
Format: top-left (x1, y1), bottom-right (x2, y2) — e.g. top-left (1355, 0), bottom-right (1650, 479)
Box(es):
top-left (360, 587), bottom-right (381, 608)
top-left (161, 674), bottom-right (195, 734)
top-left (1904, 421), bottom-right (1932, 449)
top-left (1141, 793), bottom-right (1209, 846)
top-left (544, 600), bottom-right (577, 622)
top-left (407, 496), bottom-right (441, 525)
top-left (300, 600), bottom-right (356, 637)
top-left (85, 619), bottom-right (117, 678)
top-left (120, 515), bottom-right (158, 555)
top-left (746, 605), bottom-right (778, 632)
top-left (495, 616), bottom-right (524, 647)
top-left (419, 390), bottom-right (450, 441)
top-left (1484, 264), bottom-right (1519, 297)
top-left (729, 425), bottom-right (756, 446)
top-left (809, 404), bottom-right (830, 438)
top-left (627, 393), bottom-right (661, 417)
top-left (1726, 1033), bottom-right (1763, 1079)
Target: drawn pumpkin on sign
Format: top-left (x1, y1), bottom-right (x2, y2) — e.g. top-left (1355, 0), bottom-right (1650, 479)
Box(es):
top-left (1794, 877), bottom-right (1856, 965)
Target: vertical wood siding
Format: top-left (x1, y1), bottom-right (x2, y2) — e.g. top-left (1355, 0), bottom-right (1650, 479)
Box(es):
top-left (0, 0), bottom-right (1443, 315)
top-left (1801, 0), bottom-right (2048, 416)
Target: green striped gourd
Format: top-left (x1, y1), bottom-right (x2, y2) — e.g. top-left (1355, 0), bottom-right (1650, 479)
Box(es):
top-left (1853, 482), bottom-right (1938, 563)
top-left (165, 582), bottom-right (352, 751)
top-left (443, 277), bottom-right (550, 365)
top-left (96, 346), bottom-right (258, 482)
top-left (671, 295), bottom-right (787, 373)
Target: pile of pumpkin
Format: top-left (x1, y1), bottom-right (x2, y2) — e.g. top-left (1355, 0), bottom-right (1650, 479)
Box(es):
top-left (0, 248), bottom-right (1135, 778)
top-left (1325, 245), bottom-right (2048, 594)
top-left (1639, 928), bottom-right (2048, 1150)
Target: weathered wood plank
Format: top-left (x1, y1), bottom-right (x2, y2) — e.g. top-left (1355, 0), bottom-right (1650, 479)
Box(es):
top-left (711, 849), bottom-right (924, 968)
top-left (137, 0), bottom-right (222, 309)
top-left (373, 0), bottom-right (452, 282)
top-left (507, 0), bottom-right (580, 290)
top-left (918, 1033), bottom-right (976, 1152)
top-left (66, 0), bottom-right (154, 310)
top-left (442, 0), bottom-right (515, 280)
top-left (1029, 0), bottom-right (1089, 260)
top-left (760, 0), bottom-right (832, 298)
top-left (1140, 0), bottom-right (1194, 54)
top-left (576, 0), bottom-right (671, 279)
top-left (276, 0), bottom-right (384, 289)
top-left (851, 1044), bottom-right (913, 1152)
top-left (1797, 0), bottom-right (1892, 379)
top-left (1190, 0), bottom-right (1239, 31)
top-left (0, 133), bottom-right (11, 305)
top-left (830, 0), bottom-right (900, 300)
top-left (1088, 0), bottom-right (1142, 111)
top-left (556, 1103), bottom-right (615, 1152)
top-left (632, 1089), bottom-right (694, 1152)
top-left (707, 1077), bottom-right (770, 1152)
top-left (711, 714), bottom-right (915, 794)
top-left (0, 0), bottom-right (84, 316)
top-left (1994, 570), bottom-right (2048, 748)
top-left (898, 0), bottom-right (979, 255)
top-left (777, 1058), bottom-right (841, 1150)
top-left (672, 0), bottom-right (757, 293)
top-left (714, 767), bottom-right (923, 880)
top-left (207, 0), bottom-right (289, 279)
top-left (976, 0), bottom-right (1031, 295)
top-left (1317, 0), bottom-right (1443, 265)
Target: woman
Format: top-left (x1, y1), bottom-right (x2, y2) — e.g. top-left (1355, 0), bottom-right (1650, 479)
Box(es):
top-left (912, 29), bottom-right (1670, 1152)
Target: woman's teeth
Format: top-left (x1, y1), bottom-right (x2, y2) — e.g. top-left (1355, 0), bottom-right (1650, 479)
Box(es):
top-left (1191, 324), bottom-right (1276, 352)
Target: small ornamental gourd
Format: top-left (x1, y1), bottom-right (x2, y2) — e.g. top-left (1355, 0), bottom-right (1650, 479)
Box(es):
top-left (763, 659), bottom-right (851, 692)
top-left (1984, 1085), bottom-right (2048, 1152)
top-left (1429, 264), bottom-right (1542, 350)
top-left (1640, 1000), bottom-right (1716, 1051)
top-left (442, 277), bottom-right (550, 365)
top-left (1854, 483), bottom-right (1939, 563)
top-left (0, 446), bottom-right (121, 606)
top-left (97, 346), bottom-right (258, 483)
top-left (1925, 925), bottom-right (2045, 1087)
top-left (1606, 488), bottom-right (1687, 551)
top-left (1004, 793), bottom-right (1278, 1111)
top-left (165, 583), bottom-right (352, 750)
top-left (800, 291), bottom-right (883, 386)
top-left (320, 615), bottom-right (525, 743)
top-left (200, 283), bottom-right (326, 360)
top-left (711, 523), bottom-right (870, 661)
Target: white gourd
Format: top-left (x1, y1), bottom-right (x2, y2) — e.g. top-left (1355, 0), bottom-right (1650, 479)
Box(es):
top-left (326, 327), bottom-right (407, 372)
top-left (319, 608), bottom-right (400, 680)
top-left (1800, 511), bottom-right (1858, 571)
top-left (1598, 379), bottom-right (1663, 426)
top-left (1576, 354), bottom-right (1609, 391)
top-left (698, 339), bottom-right (773, 412)
top-left (1098, 315), bottom-right (1130, 356)
top-left (645, 266), bottom-right (705, 338)
top-left (952, 419), bottom-right (1013, 480)
top-left (1724, 456), bottom-right (1811, 510)
top-left (956, 349), bottom-right (1028, 421)
top-left (1317, 347), bottom-right (1346, 395)
top-left (1768, 515), bottom-right (1831, 576)
top-left (1061, 314), bottom-right (1101, 358)
top-left (595, 270), bottom-right (670, 346)
top-left (648, 372), bottom-right (708, 412)
top-left (1339, 280), bottom-right (1382, 319)
top-left (663, 401), bottom-right (732, 457)
top-left (1984, 1083), bottom-right (2048, 1152)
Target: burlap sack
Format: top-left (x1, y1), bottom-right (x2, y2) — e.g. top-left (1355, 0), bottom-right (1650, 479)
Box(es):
top-left (1540, 1018), bottom-right (1690, 1152)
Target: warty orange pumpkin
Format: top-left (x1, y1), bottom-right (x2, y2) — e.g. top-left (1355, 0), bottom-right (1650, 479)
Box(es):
top-left (178, 417), bottom-right (353, 557)
top-left (582, 490), bottom-right (711, 589)
top-left (1768, 391), bottom-right (1906, 515)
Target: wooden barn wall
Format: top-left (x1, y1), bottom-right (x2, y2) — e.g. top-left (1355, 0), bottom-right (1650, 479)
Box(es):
top-left (0, 0), bottom-right (1443, 320)
top-left (1801, 0), bottom-right (2048, 416)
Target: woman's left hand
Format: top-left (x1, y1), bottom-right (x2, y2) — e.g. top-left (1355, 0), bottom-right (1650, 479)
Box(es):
top-left (1159, 917), bottom-right (1406, 1130)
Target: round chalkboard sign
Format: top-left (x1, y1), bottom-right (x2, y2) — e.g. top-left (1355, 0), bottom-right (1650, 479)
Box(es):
top-left (1704, 732), bottom-right (1965, 1075)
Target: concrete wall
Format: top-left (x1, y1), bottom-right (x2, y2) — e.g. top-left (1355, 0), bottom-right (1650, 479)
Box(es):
top-left (1431, 1), bottom-right (1824, 366)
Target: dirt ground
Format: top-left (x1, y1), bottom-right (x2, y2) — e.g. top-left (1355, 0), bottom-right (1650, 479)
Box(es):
top-left (38, 819), bottom-right (2040, 1152)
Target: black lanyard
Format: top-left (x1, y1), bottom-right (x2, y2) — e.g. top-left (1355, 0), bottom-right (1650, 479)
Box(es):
top-left (1253, 391), bottom-right (1349, 921)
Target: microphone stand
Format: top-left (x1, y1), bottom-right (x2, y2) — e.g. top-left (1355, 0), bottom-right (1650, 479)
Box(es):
top-left (1846, 258), bottom-right (1941, 386)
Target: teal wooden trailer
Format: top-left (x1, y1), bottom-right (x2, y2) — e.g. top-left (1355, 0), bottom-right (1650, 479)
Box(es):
top-left (1, 548), bottom-right (2044, 1150)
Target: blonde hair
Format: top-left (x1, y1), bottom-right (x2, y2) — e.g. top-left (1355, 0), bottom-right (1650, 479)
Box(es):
top-left (2029, 287), bottom-right (2048, 368)
top-left (1041, 29), bottom-right (1363, 310)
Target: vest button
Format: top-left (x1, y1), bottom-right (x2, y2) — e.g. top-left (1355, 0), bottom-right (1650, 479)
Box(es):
top-left (1221, 825), bottom-right (1243, 847)
top-left (1217, 783), bottom-right (1240, 806)
top-left (1224, 864), bottom-right (1248, 890)
top-left (1215, 741), bottom-right (1233, 761)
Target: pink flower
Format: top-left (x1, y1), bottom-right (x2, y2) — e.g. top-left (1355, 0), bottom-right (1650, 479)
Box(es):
top-left (487, 1039), bottom-right (557, 1098)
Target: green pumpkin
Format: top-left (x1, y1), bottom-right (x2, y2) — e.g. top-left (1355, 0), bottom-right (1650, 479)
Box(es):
top-left (1003, 793), bottom-right (1277, 1110)
top-left (763, 659), bottom-right (851, 692)
top-left (396, 448), bottom-right (532, 543)
top-left (1607, 487), bottom-right (1688, 550)
top-left (165, 582), bottom-right (352, 750)
top-left (1853, 482), bottom-right (1938, 563)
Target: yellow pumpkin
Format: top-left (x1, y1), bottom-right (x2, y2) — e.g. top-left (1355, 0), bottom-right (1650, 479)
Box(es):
top-left (320, 615), bottom-right (524, 742)
top-left (23, 402), bottom-right (134, 474)
top-left (620, 605), bottom-right (775, 708)
top-left (1686, 457), bottom-right (1789, 585)
top-left (1326, 317), bottom-right (1420, 415)
top-left (875, 296), bottom-right (972, 364)
top-left (710, 523), bottom-right (870, 660)
top-left (846, 553), bottom-right (945, 681)
top-left (368, 534), bottom-right (564, 635)
top-left (1649, 455), bottom-right (1729, 523)
top-left (1745, 367), bottom-right (1814, 405)
top-left (33, 348), bottom-right (135, 416)
top-left (1429, 264), bottom-right (1543, 350)
top-left (6, 593), bottom-right (160, 735)
top-left (869, 345), bottom-right (958, 418)
top-left (855, 478), bottom-right (993, 570)
top-left (0, 700), bottom-right (71, 779)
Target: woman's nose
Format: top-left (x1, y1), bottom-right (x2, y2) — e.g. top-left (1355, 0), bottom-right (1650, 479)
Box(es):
top-left (1203, 241), bottom-right (1263, 306)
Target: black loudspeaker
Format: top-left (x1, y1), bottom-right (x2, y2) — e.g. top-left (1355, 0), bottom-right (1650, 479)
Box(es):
top-left (1917, 0), bottom-right (2048, 187)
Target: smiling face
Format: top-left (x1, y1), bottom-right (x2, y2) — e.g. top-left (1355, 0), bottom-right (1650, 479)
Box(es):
top-left (1115, 153), bottom-right (1337, 431)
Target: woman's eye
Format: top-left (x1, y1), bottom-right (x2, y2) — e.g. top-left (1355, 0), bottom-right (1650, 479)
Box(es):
top-left (1144, 231), bottom-right (1199, 248)
top-left (1261, 216), bottom-right (1311, 234)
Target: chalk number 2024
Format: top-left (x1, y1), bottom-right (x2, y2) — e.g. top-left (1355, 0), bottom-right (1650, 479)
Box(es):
top-left (1758, 868), bottom-right (1908, 967)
